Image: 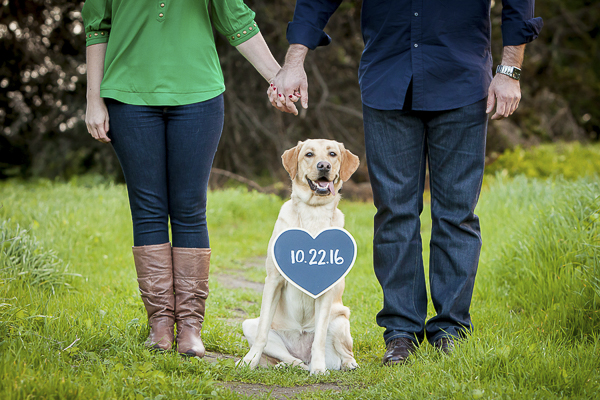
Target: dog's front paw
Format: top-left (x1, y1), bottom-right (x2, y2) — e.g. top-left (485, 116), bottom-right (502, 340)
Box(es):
top-left (309, 366), bottom-right (329, 375)
top-left (342, 359), bottom-right (359, 371)
top-left (275, 360), bottom-right (309, 371)
top-left (237, 353), bottom-right (261, 370)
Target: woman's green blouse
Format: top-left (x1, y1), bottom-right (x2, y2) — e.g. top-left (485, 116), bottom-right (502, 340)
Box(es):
top-left (82, 0), bottom-right (260, 106)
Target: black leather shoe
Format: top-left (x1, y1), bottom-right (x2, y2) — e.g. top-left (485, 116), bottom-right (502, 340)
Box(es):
top-left (382, 337), bottom-right (417, 366)
top-left (433, 337), bottom-right (455, 354)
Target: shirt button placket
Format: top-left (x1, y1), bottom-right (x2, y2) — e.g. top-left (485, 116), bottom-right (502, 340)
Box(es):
top-left (158, 1), bottom-right (166, 20)
top-left (411, 0), bottom-right (424, 109)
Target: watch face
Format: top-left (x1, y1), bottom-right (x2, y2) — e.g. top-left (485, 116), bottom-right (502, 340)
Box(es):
top-left (513, 69), bottom-right (521, 80)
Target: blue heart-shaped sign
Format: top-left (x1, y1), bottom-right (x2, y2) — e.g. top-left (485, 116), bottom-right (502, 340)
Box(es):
top-left (271, 228), bottom-right (357, 298)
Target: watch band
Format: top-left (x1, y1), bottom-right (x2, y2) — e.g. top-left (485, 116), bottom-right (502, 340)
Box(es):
top-left (496, 65), bottom-right (521, 80)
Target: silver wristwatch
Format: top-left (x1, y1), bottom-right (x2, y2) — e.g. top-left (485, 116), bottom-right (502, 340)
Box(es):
top-left (496, 65), bottom-right (521, 80)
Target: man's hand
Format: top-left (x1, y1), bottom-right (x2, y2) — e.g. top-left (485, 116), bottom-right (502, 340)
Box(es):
top-left (267, 44), bottom-right (309, 116)
top-left (486, 44), bottom-right (525, 120)
top-left (486, 73), bottom-right (521, 120)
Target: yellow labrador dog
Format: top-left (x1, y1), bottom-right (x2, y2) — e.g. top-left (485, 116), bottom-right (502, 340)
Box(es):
top-left (239, 139), bottom-right (360, 374)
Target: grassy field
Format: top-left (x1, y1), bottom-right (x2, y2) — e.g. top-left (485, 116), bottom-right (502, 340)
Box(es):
top-left (1, 175), bottom-right (599, 399)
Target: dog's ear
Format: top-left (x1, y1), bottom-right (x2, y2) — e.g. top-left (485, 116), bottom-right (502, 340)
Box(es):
top-left (340, 146), bottom-right (360, 182)
top-left (281, 141), bottom-right (302, 180)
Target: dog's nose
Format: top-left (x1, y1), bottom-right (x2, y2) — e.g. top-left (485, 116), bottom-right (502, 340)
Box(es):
top-left (317, 161), bottom-right (331, 172)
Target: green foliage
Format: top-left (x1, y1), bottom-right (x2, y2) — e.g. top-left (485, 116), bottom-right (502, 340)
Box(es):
top-left (1, 178), bottom-right (600, 398)
top-left (488, 0), bottom-right (600, 145)
top-left (486, 142), bottom-right (600, 179)
top-left (0, 1), bottom-right (122, 180)
top-left (3, 1), bottom-right (598, 182)
top-left (493, 179), bottom-right (600, 338)
top-left (0, 220), bottom-right (79, 290)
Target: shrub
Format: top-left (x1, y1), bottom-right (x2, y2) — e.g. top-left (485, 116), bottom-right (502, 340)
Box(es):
top-left (485, 142), bottom-right (600, 180)
top-left (493, 179), bottom-right (600, 339)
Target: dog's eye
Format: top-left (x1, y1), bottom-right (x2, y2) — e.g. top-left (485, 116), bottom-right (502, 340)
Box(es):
top-left (329, 152), bottom-right (337, 157)
top-left (305, 152), bottom-right (314, 157)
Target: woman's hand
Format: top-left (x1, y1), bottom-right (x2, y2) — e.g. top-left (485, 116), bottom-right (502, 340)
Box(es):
top-left (85, 97), bottom-right (110, 143)
top-left (267, 82), bottom-right (301, 115)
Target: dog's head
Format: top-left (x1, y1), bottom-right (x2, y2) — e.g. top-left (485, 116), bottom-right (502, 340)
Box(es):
top-left (282, 139), bottom-right (360, 204)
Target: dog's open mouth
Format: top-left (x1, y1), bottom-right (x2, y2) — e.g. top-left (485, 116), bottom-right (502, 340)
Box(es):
top-left (307, 177), bottom-right (334, 196)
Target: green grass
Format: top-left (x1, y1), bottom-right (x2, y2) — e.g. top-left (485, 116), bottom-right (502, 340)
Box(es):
top-left (0, 176), bottom-right (599, 399)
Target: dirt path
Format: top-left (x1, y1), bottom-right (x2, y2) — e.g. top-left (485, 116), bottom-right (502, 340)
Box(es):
top-left (213, 273), bottom-right (264, 292)
top-left (210, 258), bottom-right (350, 399)
top-left (217, 382), bottom-right (345, 400)
top-left (213, 256), bottom-right (265, 292)
top-left (205, 352), bottom-right (346, 398)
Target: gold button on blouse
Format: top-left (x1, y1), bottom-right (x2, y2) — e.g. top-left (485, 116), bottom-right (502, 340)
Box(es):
top-left (94, 32), bottom-right (98, 36)
top-left (159, 13), bottom-right (164, 17)
top-left (160, 3), bottom-right (165, 7)
top-left (237, 33), bottom-right (241, 38)
top-left (249, 27), bottom-right (253, 31)
top-left (243, 30), bottom-right (247, 34)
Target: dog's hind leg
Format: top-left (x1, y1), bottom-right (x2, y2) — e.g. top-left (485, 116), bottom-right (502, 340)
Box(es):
top-left (241, 318), bottom-right (260, 345)
top-left (324, 330), bottom-right (342, 371)
top-left (242, 319), bottom-right (308, 370)
top-left (329, 313), bottom-right (358, 370)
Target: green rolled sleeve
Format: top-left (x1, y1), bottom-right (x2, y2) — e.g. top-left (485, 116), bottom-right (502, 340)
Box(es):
top-left (211, 0), bottom-right (260, 46)
top-left (82, 0), bottom-right (112, 46)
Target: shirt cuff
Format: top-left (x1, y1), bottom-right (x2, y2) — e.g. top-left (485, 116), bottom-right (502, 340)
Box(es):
top-left (286, 22), bottom-right (331, 50)
top-left (501, 17), bottom-right (544, 46)
top-left (228, 21), bottom-right (260, 46)
top-left (85, 30), bottom-right (110, 46)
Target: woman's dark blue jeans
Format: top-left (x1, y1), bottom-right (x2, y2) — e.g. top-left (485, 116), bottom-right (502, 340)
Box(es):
top-left (106, 95), bottom-right (224, 248)
top-left (363, 98), bottom-right (488, 345)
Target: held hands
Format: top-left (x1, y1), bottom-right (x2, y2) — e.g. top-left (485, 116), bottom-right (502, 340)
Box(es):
top-left (267, 45), bottom-right (309, 116)
top-left (267, 64), bottom-right (308, 116)
top-left (85, 97), bottom-right (110, 143)
top-left (486, 72), bottom-right (521, 120)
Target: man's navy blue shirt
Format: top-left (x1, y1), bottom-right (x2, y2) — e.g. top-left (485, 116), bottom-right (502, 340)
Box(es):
top-left (287, 0), bottom-right (543, 111)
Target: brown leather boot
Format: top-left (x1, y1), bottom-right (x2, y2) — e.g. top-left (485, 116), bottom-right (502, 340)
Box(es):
top-left (172, 247), bottom-right (210, 357)
top-left (132, 242), bottom-right (175, 351)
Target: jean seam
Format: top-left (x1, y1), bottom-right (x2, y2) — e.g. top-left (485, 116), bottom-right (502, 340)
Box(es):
top-left (412, 131), bottom-right (427, 318)
top-left (427, 135), bottom-right (435, 321)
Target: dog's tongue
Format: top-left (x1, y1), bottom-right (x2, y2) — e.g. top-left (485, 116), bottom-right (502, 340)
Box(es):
top-left (327, 181), bottom-right (334, 193)
top-left (317, 180), bottom-right (334, 193)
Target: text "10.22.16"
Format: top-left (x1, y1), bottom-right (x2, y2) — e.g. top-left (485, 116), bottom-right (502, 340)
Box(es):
top-left (290, 249), bottom-right (344, 266)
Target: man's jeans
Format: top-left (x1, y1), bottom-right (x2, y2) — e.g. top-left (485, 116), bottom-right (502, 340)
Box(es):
top-left (363, 98), bottom-right (487, 345)
top-left (106, 95), bottom-right (224, 249)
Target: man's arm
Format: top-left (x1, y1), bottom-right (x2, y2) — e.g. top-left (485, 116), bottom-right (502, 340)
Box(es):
top-left (269, 45), bottom-right (309, 115)
top-left (487, 0), bottom-right (543, 120)
top-left (269, 0), bottom-right (342, 115)
top-left (486, 44), bottom-right (524, 120)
